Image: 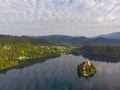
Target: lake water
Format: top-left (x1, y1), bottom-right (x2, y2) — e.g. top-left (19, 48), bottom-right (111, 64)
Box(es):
top-left (0, 55), bottom-right (120, 90)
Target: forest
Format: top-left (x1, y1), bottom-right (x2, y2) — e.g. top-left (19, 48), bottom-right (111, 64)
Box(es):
top-left (0, 44), bottom-right (71, 71)
top-left (72, 45), bottom-right (120, 62)
top-left (0, 35), bottom-right (71, 71)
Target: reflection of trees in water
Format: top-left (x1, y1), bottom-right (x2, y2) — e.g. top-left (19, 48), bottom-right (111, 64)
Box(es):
top-left (0, 59), bottom-right (45, 75)
top-left (0, 70), bottom-right (7, 75)
top-left (0, 56), bottom-right (59, 75)
top-left (81, 54), bottom-right (120, 63)
top-left (72, 53), bottom-right (120, 63)
top-left (72, 45), bottom-right (120, 63)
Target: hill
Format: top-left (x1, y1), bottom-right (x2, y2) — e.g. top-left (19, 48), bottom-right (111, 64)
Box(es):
top-left (98, 32), bottom-right (120, 39)
top-left (39, 35), bottom-right (120, 46)
top-left (0, 35), bottom-right (51, 45)
top-left (72, 45), bottom-right (120, 62)
top-left (0, 35), bottom-right (71, 71)
top-left (40, 35), bottom-right (74, 44)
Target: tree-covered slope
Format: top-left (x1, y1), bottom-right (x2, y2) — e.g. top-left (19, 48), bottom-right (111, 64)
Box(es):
top-left (0, 44), bottom-right (71, 71)
top-left (0, 35), bottom-right (71, 71)
top-left (39, 35), bottom-right (120, 45)
top-left (0, 35), bottom-right (51, 45)
top-left (72, 45), bottom-right (120, 62)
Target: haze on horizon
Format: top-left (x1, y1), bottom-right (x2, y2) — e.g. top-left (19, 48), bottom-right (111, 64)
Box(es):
top-left (0, 0), bottom-right (120, 37)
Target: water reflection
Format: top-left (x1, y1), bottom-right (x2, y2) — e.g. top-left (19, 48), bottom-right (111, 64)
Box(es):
top-left (77, 68), bottom-right (96, 80)
top-left (1, 53), bottom-right (120, 75)
top-left (81, 54), bottom-right (120, 63)
top-left (0, 70), bottom-right (7, 75)
top-left (0, 56), bottom-right (59, 75)
top-left (0, 55), bottom-right (120, 90)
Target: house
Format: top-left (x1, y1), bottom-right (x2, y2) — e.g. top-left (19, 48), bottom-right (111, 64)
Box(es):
top-left (86, 60), bottom-right (91, 66)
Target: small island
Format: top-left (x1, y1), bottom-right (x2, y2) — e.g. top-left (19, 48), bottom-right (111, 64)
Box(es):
top-left (78, 60), bottom-right (96, 77)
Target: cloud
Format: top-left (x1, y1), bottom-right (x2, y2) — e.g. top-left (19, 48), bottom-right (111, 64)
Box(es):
top-left (0, 0), bottom-right (120, 36)
top-left (0, 0), bottom-right (120, 23)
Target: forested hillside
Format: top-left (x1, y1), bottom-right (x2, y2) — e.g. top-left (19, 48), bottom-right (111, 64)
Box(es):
top-left (0, 44), bottom-right (71, 71)
top-left (72, 45), bottom-right (120, 62)
top-left (39, 35), bottom-right (120, 45)
top-left (0, 35), bottom-right (51, 45)
top-left (0, 35), bottom-right (71, 71)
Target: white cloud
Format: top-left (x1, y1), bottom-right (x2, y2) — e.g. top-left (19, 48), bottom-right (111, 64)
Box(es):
top-left (96, 14), bottom-right (116, 23)
top-left (0, 0), bottom-right (120, 36)
top-left (0, 0), bottom-right (120, 23)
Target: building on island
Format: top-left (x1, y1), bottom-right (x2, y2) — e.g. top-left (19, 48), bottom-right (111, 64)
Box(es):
top-left (86, 60), bottom-right (91, 66)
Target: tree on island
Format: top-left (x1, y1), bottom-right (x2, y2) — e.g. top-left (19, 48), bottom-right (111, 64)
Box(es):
top-left (77, 60), bottom-right (96, 77)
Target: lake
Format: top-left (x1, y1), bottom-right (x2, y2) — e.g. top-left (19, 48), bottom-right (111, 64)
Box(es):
top-left (0, 54), bottom-right (120, 90)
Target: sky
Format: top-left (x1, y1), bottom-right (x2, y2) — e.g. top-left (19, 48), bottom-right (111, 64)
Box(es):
top-left (0, 0), bottom-right (120, 36)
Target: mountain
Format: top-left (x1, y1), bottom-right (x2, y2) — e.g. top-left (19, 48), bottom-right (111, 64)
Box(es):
top-left (1, 34), bottom-right (120, 46)
top-left (40, 35), bottom-right (74, 44)
top-left (98, 32), bottom-right (120, 39)
top-left (39, 35), bottom-right (120, 46)
top-left (0, 35), bottom-right (51, 45)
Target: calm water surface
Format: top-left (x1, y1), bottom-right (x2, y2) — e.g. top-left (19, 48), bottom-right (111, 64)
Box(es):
top-left (0, 55), bottom-right (120, 90)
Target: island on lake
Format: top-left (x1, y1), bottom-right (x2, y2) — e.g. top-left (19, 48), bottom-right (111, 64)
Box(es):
top-left (78, 61), bottom-right (96, 77)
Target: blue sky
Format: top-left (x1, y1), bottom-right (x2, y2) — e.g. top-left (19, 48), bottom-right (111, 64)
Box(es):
top-left (0, 0), bottom-right (120, 36)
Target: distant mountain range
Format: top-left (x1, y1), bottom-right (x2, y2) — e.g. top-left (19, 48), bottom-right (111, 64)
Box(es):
top-left (98, 32), bottom-right (120, 39)
top-left (39, 34), bottom-right (120, 46)
top-left (0, 32), bottom-right (120, 46)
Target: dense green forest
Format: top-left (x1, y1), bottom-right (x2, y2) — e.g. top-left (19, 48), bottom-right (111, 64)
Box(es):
top-left (72, 45), bottom-right (120, 62)
top-left (0, 35), bottom-right (71, 71)
top-left (0, 44), bottom-right (71, 60)
top-left (0, 35), bottom-right (51, 45)
top-left (0, 44), bottom-right (71, 71)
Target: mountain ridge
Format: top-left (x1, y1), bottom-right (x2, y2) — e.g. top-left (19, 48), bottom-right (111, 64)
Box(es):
top-left (97, 32), bottom-right (120, 39)
top-left (0, 35), bottom-right (51, 45)
top-left (0, 33), bottom-right (120, 46)
top-left (39, 35), bottom-right (120, 46)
